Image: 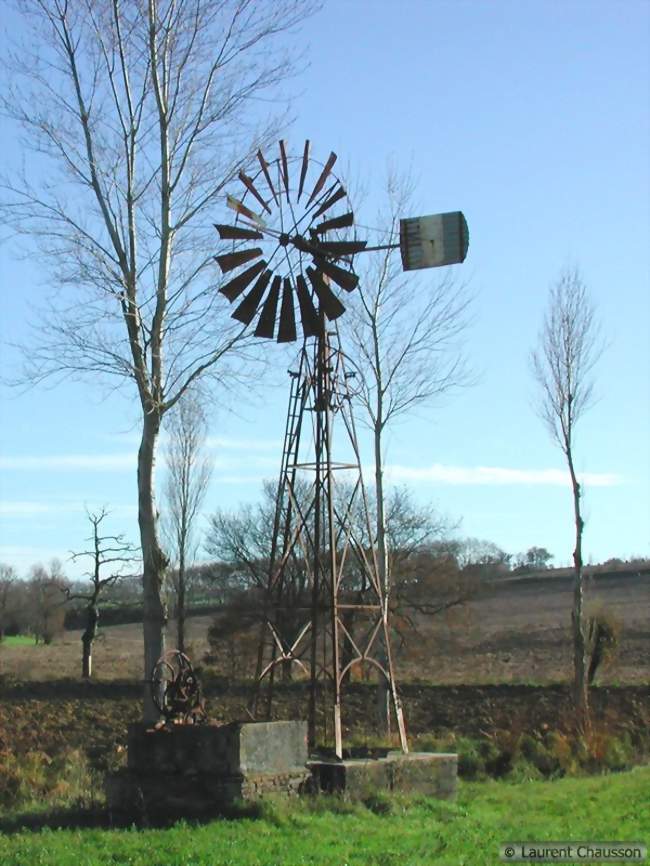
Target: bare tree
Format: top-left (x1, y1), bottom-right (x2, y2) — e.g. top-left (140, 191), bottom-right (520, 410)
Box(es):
top-left (2, 0), bottom-right (317, 719)
top-left (67, 507), bottom-right (140, 678)
top-left (204, 479), bottom-right (312, 680)
top-left (28, 559), bottom-right (69, 644)
top-left (0, 564), bottom-right (18, 640)
top-left (344, 167), bottom-right (473, 727)
top-left (531, 267), bottom-right (604, 734)
top-left (162, 388), bottom-right (212, 653)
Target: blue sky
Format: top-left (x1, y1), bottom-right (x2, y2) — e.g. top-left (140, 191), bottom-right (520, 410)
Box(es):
top-left (1, 0), bottom-right (648, 578)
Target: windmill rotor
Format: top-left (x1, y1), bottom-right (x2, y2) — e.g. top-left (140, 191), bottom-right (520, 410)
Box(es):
top-left (214, 140), bottom-right (366, 343)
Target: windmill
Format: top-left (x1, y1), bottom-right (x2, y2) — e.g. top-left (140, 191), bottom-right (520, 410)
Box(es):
top-left (215, 141), bottom-right (468, 757)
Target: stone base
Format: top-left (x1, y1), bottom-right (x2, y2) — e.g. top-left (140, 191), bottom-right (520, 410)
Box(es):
top-left (106, 720), bottom-right (457, 817)
top-left (107, 719), bottom-right (311, 817)
top-left (310, 752), bottom-right (458, 800)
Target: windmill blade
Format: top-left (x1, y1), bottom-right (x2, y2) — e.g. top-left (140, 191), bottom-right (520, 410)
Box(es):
top-left (232, 269), bottom-right (272, 325)
top-left (313, 257), bottom-right (359, 292)
top-left (295, 274), bottom-right (322, 337)
top-left (277, 278), bottom-right (297, 343)
top-left (314, 212), bottom-right (354, 234)
top-left (219, 260), bottom-right (267, 302)
top-left (227, 194), bottom-right (266, 227)
top-left (279, 140), bottom-right (290, 203)
top-left (306, 267), bottom-right (346, 320)
top-left (214, 223), bottom-right (263, 241)
top-left (239, 171), bottom-right (272, 215)
top-left (257, 149), bottom-right (279, 206)
top-left (215, 247), bottom-right (263, 274)
top-left (254, 275), bottom-right (282, 338)
top-left (307, 151), bottom-right (337, 205)
top-left (318, 240), bottom-right (368, 257)
top-left (311, 185), bottom-right (348, 220)
top-left (297, 140), bottom-right (310, 201)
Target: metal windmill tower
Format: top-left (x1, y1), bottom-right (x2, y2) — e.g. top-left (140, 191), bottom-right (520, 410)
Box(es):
top-left (214, 141), bottom-right (468, 757)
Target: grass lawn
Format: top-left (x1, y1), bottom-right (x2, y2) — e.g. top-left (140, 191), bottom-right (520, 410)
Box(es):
top-left (1, 636), bottom-right (37, 647)
top-left (0, 766), bottom-right (648, 866)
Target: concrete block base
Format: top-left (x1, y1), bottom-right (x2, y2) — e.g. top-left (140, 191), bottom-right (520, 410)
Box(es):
top-left (310, 752), bottom-right (458, 800)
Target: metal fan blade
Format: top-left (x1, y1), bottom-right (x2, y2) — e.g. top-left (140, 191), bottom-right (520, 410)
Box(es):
top-left (227, 194), bottom-right (266, 227)
top-left (279, 140), bottom-right (290, 203)
top-left (254, 275), bottom-right (282, 338)
top-left (314, 212), bottom-right (354, 234)
top-left (219, 260), bottom-right (267, 302)
top-left (297, 140), bottom-right (310, 201)
top-left (215, 247), bottom-right (263, 274)
top-left (318, 240), bottom-right (368, 257)
top-left (312, 185), bottom-right (347, 220)
top-left (232, 269), bottom-right (272, 325)
top-left (257, 150), bottom-right (279, 206)
top-left (214, 223), bottom-right (263, 241)
top-left (313, 257), bottom-right (359, 292)
top-left (307, 151), bottom-right (337, 205)
top-left (306, 267), bottom-right (346, 320)
top-left (295, 274), bottom-right (321, 337)
top-left (239, 171), bottom-right (272, 215)
top-left (277, 278), bottom-right (297, 343)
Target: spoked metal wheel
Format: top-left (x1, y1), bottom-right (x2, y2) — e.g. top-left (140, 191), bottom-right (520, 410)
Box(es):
top-left (150, 650), bottom-right (205, 724)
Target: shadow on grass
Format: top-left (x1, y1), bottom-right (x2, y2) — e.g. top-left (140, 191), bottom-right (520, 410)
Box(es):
top-left (0, 800), bottom-right (267, 834)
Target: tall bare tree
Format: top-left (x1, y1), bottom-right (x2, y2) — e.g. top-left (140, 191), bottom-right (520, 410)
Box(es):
top-left (531, 267), bottom-right (603, 734)
top-left (344, 168), bottom-right (473, 727)
top-left (2, 0), bottom-right (317, 719)
top-left (67, 507), bottom-right (140, 678)
top-left (162, 388), bottom-right (212, 653)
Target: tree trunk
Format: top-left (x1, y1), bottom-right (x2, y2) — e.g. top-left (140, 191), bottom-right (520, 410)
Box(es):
top-left (81, 604), bottom-right (99, 679)
top-left (374, 424), bottom-right (391, 736)
top-left (568, 449), bottom-right (590, 736)
top-left (177, 545), bottom-right (186, 654)
top-left (138, 408), bottom-right (169, 723)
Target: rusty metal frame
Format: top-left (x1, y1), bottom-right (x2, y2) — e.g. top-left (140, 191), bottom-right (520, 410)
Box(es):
top-left (250, 323), bottom-right (408, 758)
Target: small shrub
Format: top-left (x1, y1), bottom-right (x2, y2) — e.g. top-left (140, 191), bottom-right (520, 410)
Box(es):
top-left (456, 738), bottom-right (486, 780)
top-left (363, 791), bottom-right (395, 815)
top-left (507, 758), bottom-right (544, 782)
top-left (518, 733), bottom-right (561, 777)
top-left (545, 730), bottom-right (579, 776)
top-left (586, 605), bottom-right (621, 683)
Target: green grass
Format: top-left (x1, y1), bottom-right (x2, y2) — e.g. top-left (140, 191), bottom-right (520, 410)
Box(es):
top-left (1, 635), bottom-right (36, 647)
top-left (0, 766), bottom-right (648, 866)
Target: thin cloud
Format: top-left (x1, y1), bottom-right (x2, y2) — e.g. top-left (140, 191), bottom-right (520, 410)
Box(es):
top-left (0, 501), bottom-right (71, 516)
top-left (0, 454), bottom-right (135, 471)
top-left (0, 449), bottom-right (278, 475)
top-left (384, 464), bottom-right (621, 487)
top-left (205, 437), bottom-right (283, 452)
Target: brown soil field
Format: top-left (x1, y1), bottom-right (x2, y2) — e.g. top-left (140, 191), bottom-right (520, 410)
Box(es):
top-left (0, 678), bottom-right (648, 766)
top-left (1, 570), bottom-right (647, 686)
